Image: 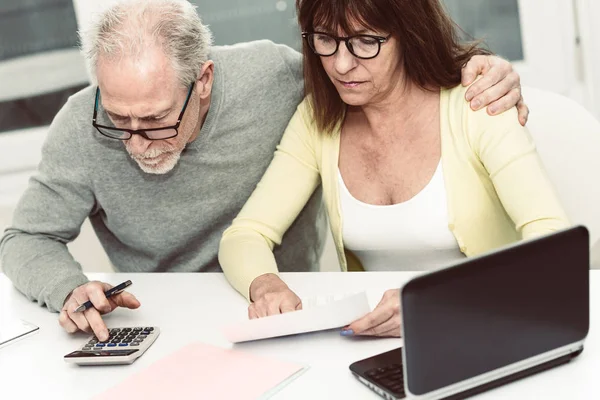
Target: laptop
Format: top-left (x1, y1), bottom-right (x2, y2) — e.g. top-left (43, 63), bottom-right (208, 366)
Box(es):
top-left (350, 226), bottom-right (590, 399)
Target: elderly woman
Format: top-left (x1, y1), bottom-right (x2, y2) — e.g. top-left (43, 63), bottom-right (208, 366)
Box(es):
top-left (219, 0), bottom-right (568, 338)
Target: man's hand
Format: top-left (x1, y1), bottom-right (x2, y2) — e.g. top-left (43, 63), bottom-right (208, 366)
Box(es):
top-left (248, 273), bottom-right (302, 319)
top-left (341, 289), bottom-right (401, 338)
top-left (461, 55), bottom-right (529, 126)
top-left (59, 281), bottom-right (141, 341)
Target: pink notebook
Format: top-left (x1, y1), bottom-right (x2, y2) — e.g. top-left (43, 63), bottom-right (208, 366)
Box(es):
top-left (94, 343), bottom-right (307, 400)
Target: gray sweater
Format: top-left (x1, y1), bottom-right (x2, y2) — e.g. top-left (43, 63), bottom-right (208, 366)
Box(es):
top-left (0, 40), bottom-right (326, 312)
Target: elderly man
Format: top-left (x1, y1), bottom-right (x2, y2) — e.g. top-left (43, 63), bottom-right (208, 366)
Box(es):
top-left (0, 0), bottom-right (527, 342)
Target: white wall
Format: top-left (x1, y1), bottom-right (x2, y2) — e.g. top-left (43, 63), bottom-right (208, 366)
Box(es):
top-left (513, 0), bottom-right (600, 120)
top-left (576, 0), bottom-right (600, 119)
top-left (516, 1), bottom-right (578, 97)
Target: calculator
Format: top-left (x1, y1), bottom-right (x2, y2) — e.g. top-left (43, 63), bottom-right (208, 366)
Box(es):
top-left (64, 326), bottom-right (160, 365)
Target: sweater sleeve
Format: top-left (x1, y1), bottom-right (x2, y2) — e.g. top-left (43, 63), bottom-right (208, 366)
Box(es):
top-left (274, 43), bottom-right (304, 96)
top-left (0, 97), bottom-right (94, 312)
top-left (219, 99), bottom-right (321, 300)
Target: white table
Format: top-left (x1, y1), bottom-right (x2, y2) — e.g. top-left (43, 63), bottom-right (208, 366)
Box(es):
top-left (1, 272), bottom-right (598, 399)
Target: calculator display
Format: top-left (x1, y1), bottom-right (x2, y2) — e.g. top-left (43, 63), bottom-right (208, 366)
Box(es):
top-left (65, 349), bottom-right (139, 358)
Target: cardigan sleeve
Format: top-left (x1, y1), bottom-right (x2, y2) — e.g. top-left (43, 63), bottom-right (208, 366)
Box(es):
top-left (219, 99), bottom-right (322, 300)
top-left (468, 103), bottom-right (570, 239)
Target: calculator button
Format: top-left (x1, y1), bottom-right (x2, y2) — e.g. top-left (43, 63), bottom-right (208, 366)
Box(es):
top-left (144, 327), bottom-right (154, 331)
top-left (133, 327), bottom-right (143, 331)
top-left (130, 343), bottom-right (140, 346)
top-left (110, 328), bottom-right (121, 333)
top-left (122, 339), bottom-right (133, 343)
top-left (122, 328), bottom-right (132, 332)
top-left (118, 343), bottom-right (129, 347)
top-left (88, 339), bottom-right (98, 345)
top-left (95, 344), bottom-right (106, 347)
top-left (107, 343), bottom-right (117, 347)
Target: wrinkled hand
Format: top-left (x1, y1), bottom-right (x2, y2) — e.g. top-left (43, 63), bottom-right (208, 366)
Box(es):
top-left (461, 55), bottom-right (529, 126)
top-left (342, 289), bottom-right (401, 338)
top-left (59, 281), bottom-right (141, 342)
top-left (248, 273), bottom-right (302, 319)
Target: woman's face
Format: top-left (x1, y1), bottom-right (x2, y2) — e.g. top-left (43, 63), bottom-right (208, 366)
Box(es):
top-left (317, 25), bottom-right (403, 107)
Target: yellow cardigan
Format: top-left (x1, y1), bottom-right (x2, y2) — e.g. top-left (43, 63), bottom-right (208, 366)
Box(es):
top-left (219, 84), bottom-right (569, 300)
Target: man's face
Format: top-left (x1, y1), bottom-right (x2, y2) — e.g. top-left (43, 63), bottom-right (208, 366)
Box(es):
top-left (96, 47), bottom-right (201, 174)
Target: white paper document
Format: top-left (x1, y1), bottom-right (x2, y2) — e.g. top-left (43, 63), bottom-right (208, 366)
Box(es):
top-left (221, 292), bottom-right (371, 343)
top-left (0, 318), bottom-right (38, 349)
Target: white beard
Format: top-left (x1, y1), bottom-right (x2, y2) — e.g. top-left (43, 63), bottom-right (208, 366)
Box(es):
top-left (127, 147), bottom-right (182, 175)
top-left (134, 151), bottom-right (181, 174)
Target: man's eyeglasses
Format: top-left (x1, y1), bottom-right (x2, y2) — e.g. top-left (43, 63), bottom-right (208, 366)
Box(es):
top-left (92, 83), bottom-right (195, 141)
top-left (302, 32), bottom-right (391, 60)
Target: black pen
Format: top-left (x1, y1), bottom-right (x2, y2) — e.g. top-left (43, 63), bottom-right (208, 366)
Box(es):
top-left (74, 280), bottom-right (133, 313)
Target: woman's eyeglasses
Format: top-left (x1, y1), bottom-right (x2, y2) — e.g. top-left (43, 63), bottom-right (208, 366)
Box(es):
top-left (302, 32), bottom-right (390, 60)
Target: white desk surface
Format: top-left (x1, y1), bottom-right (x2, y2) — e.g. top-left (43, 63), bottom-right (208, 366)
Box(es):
top-left (1, 271), bottom-right (598, 399)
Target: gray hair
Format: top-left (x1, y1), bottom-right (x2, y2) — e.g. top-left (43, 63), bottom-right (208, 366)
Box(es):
top-left (80, 0), bottom-right (213, 87)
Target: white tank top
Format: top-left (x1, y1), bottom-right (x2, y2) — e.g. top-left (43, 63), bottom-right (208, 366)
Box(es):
top-left (338, 163), bottom-right (465, 271)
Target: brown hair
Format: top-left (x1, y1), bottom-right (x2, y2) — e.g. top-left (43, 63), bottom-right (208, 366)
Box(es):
top-left (296, 0), bottom-right (491, 133)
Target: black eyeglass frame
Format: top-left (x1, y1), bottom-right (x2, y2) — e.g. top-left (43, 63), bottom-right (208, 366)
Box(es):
top-left (92, 82), bottom-right (195, 141)
top-left (301, 31), bottom-right (391, 60)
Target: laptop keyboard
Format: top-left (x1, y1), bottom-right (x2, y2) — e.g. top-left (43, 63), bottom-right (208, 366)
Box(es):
top-left (365, 363), bottom-right (406, 399)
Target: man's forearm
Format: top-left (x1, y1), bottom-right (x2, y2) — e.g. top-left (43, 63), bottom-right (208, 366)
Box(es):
top-left (0, 231), bottom-right (89, 312)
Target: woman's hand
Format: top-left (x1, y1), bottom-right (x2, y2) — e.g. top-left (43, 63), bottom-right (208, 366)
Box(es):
top-left (461, 55), bottom-right (529, 126)
top-left (341, 289), bottom-right (402, 338)
top-left (248, 273), bottom-right (302, 319)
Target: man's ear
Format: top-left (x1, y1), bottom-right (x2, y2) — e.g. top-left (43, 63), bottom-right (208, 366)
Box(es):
top-left (196, 61), bottom-right (215, 100)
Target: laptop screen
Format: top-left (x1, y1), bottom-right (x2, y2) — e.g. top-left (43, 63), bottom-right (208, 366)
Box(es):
top-left (401, 226), bottom-right (589, 395)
